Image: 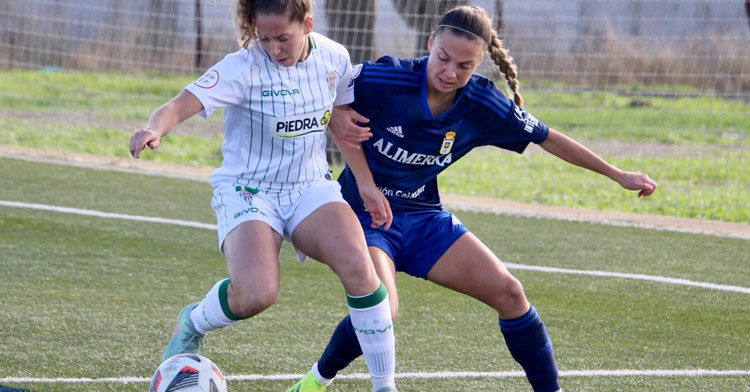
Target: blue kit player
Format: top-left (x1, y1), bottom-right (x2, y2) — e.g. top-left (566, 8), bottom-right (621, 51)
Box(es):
top-left (287, 5), bottom-right (657, 392)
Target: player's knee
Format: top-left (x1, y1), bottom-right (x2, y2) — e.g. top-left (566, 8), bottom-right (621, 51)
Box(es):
top-left (230, 285), bottom-right (279, 318)
top-left (493, 276), bottom-right (527, 311)
top-left (332, 250), bottom-right (375, 284)
top-left (504, 276), bottom-right (526, 302)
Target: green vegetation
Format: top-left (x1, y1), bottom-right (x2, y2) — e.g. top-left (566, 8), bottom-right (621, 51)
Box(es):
top-left (0, 116), bottom-right (223, 168)
top-left (1, 70), bottom-right (747, 222)
top-left (438, 149), bottom-right (748, 222)
top-left (527, 93), bottom-right (749, 146)
top-left (0, 70), bottom-right (193, 116)
top-left (1, 158), bottom-right (748, 391)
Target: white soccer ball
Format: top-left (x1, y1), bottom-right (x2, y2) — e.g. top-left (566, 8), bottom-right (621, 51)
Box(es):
top-left (150, 354), bottom-right (228, 392)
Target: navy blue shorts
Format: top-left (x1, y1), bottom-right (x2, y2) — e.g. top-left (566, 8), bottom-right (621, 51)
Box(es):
top-left (357, 209), bottom-right (469, 279)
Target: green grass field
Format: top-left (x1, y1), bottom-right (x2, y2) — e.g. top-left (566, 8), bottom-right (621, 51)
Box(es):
top-left (1, 157), bottom-right (748, 392)
top-left (1, 70), bottom-right (748, 222)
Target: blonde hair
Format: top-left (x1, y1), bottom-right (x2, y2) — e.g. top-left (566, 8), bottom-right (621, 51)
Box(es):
top-left (235, 0), bottom-right (312, 49)
top-left (435, 6), bottom-right (524, 107)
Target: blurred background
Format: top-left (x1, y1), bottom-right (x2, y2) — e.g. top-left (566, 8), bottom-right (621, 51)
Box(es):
top-left (1, 0), bottom-right (748, 227)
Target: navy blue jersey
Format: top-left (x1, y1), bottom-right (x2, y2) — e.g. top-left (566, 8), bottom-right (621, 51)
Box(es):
top-left (339, 56), bottom-right (549, 213)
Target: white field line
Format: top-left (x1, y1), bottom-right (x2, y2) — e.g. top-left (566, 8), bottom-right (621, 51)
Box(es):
top-left (0, 200), bottom-right (216, 230)
top-left (2, 369), bottom-right (749, 384)
top-left (504, 263), bottom-right (750, 294)
top-left (2, 199), bottom-right (748, 295)
top-left (1, 201), bottom-right (749, 384)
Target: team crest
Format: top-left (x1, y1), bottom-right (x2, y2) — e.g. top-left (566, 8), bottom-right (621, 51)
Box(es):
top-left (440, 131), bottom-right (456, 155)
top-left (236, 185), bottom-right (259, 204)
top-left (327, 71), bottom-right (337, 98)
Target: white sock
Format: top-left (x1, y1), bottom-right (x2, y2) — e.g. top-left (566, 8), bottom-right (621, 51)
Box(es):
top-left (347, 283), bottom-right (396, 391)
top-left (312, 362), bottom-right (334, 386)
top-left (190, 279), bottom-right (240, 335)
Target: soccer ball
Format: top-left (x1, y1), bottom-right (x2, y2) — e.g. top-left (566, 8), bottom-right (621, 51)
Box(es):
top-left (150, 353), bottom-right (227, 392)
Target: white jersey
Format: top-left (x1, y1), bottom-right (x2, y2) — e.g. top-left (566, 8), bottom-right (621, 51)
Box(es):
top-left (185, 32), bottom-right (354, 205)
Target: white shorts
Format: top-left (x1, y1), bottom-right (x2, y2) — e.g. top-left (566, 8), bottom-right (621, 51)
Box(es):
top-left (210, 179), bottom-right (346, 261)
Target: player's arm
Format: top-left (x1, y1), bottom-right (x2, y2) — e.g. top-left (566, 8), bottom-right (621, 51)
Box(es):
top-left (130, 90), bottom-right (204, 158)
top-left (327, 105), bottom-right (373, 150)
top-left (330, 106), bottom-right (392, 229)
top-left (539, 128), bottom-right (657, 198)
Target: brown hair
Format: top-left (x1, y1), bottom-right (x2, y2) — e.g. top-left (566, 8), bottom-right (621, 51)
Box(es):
top-left (435, 6), bottom-right (524, 107)
top-left (236, 0), bottom-right (312, 49)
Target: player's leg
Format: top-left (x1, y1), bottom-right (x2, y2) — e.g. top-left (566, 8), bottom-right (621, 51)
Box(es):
top-left (312, 247), bottom-right (399, 383)
top-left (426, 232), bottom-right (560, 392)
top-left (163, 221), bottom-right (283, 360)
top-left (162, 187), bottom-right (284, 361)
top-left (292, 199), bottom-right (397, 391)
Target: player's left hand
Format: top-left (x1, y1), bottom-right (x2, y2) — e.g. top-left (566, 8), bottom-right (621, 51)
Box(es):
top-left (359, 184), bottom-right (392, 230)
top-left (328, 106), bottom-right (372, 150)
top-left (617, 171), bottom-right (657, 198)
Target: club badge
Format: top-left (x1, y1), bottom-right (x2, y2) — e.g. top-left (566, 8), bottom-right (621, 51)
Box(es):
top-left (236, 185), bottom-right (259, 204)
top-left (440, 131), bottom-right (456, 155)
top-left (328, 71), bottom-right (337, 98)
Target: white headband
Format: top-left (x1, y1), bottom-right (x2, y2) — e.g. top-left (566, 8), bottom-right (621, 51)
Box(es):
top-left (436, 24), bottom-right (489, 45)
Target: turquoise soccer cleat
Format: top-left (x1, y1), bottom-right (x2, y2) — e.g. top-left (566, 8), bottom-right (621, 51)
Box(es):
top-left (162, 302), bottom-right (205, 362)
top-left (286, 372), bottom-right (327, 392)
top-left (375, 387), bottom-right (398, 392)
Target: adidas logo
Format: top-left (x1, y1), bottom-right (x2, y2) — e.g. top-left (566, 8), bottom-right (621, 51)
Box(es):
top-left (386, 125), bottom-right (404, 138)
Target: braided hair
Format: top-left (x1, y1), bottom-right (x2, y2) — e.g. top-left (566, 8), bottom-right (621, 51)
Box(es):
top-left (435, 6), bottom-right (524, 107)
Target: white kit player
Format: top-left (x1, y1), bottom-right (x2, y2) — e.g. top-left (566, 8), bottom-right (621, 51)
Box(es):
top-left (129, 1), bottom-right (398, 391)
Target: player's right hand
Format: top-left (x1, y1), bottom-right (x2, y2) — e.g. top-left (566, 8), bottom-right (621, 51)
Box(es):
top-left (129, 129), bottom-right (161, 158)
top-left (328, 105), bottom-right (372, 150)
top-left (616, 170), bottom-right (658, 198)
top-left (359, 184), bottom-right (392, 230)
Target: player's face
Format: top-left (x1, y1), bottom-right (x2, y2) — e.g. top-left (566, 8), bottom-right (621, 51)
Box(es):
top-left (426, 30), bottom-right (485, 95)
top-left (255, 13), bottom-right (313, 67)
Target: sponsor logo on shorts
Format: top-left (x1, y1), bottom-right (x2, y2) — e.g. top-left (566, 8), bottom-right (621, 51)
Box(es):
top-left (194, 70), bottom-right (219, 89)
top-left (233, 207), bottom-right (267, 219)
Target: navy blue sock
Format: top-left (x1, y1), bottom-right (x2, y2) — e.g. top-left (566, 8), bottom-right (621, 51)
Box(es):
top-left (499, 305), bottom-right (560, 392)
top-left (317, 315), bottom-right (363, 379)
